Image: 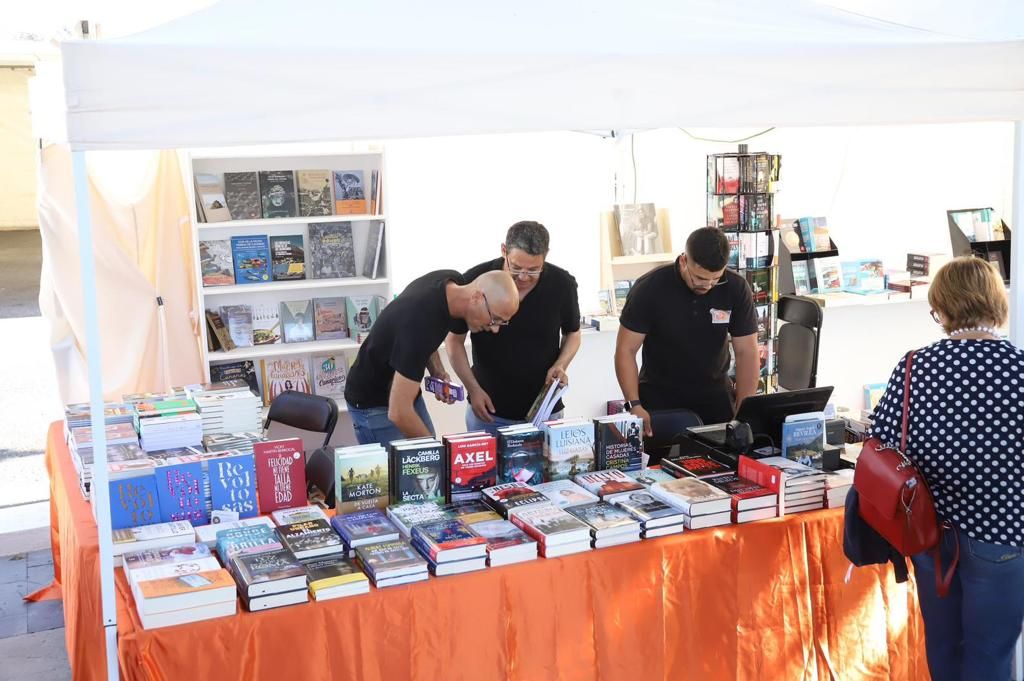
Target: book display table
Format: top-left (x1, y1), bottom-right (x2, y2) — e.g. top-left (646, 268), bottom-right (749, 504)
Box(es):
top-left (39, 422), bottom-right (927, 681)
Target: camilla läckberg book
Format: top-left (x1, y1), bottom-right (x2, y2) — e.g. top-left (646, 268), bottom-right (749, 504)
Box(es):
top-left (389, 441), bottom-right (446, 504)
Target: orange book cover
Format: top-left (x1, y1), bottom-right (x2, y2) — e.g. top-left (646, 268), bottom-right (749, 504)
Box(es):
top-left (137, 569), bottom-right (234, 599)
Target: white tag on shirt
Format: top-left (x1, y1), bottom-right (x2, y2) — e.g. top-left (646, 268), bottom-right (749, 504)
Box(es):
top-left (710, 308), bottom-right (731, 324)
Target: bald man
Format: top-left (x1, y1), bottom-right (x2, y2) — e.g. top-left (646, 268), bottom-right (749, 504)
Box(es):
top-left (344, 269), bottom-right (519, 445)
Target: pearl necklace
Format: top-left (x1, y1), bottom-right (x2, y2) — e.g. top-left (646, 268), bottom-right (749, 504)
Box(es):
top-left (948, 326), bottom-right (998, 338)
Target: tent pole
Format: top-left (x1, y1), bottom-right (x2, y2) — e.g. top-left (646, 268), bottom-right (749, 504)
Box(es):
top-left (1012, 121), bottom-right (1024, 348)
top-left (72, 150), bottom-right (120, 681)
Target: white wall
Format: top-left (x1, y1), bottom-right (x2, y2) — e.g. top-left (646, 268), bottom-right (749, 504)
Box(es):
top-left (0, 68), bottom-right (38, 230)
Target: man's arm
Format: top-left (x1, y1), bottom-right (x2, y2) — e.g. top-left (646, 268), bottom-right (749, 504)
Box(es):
top-left (387, 373), bottom-right (434, 438)
top-left (731, 333), bottom-right (759, 414)
top-left (444, 332), bottom-right (495, 421)
top-left (545, 330), bottom-right (582, 386)
top-left (614, 326), bottom-right (652, 436)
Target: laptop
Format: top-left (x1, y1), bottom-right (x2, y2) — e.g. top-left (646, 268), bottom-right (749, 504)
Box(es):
top-left (688, 386), bottom-right (834, 451)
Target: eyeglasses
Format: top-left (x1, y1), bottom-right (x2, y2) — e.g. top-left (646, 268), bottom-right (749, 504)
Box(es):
top-left (504, 256), bottom-right (543, 279)
top-left (481, 292), bottom-right (510, 327)
top-left (930, 309), bottom-right (942, 325)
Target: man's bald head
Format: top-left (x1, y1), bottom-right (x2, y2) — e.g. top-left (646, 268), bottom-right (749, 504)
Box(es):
top-left (475, 270), bottom-right (519, 322)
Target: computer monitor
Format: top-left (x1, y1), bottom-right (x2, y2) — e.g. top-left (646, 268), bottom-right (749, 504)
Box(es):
top-left (735, 386), bottom-right (834, 449)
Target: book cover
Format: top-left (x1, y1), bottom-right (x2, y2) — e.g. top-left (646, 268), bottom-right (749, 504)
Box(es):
top-left (303, 556), bottom-right (366, 591)
top-left (389, 442), bottom-right (446, 504)
top-left (137, 568), bottom-right (234, 600)
top-left (610, 490), bottom-right (682, 524)
top-left (346, 296), bottom-right (378, 341)
top-left (194, 173), bottom-right (231, 223)
top-left (354, 540), bottom-right (426, 577)
top-left (496, 428), bottom-right (544, 485)
top-left (565, 501), bottom-right (639, 534)
top-left (509, 504), bottom-right (591, 543)
top-left (746, 269), bottom-right (771, 304)
top-left (230, 235), bottom-right (271, 285)
top-left (812, 217), bottom-right (831, 252)
top-left (108, 474), bottom-right (161, 530)
top-left (296, 169), bottom-right (333, 217)
top-left (113, 521), bottom-right (195, 549)
top-left (410, 519), bottom-right (486, 560)
top-left (253, 438), bottom-right (306, 513)
top-left (277, 518), bottom-right (344, 557)
top-left (447, 436), bottom-right (497, 502)
top-left (219, 305), bottom-right (253, 348)
top-left (260, 357), bottom-right (312, 407)
top-left (154, 462), bottom-right (208, 525)
top-left (791, 261), bottom-right (811, 295)
top-left (311, 354), bottom-right (347, 401)
top-left (334, 448), bottom-right (388, 514)
top-left (717, 157), bottom-right (740, 193)
top-left (702, 472), bottom-right (777, 508)
top-left (798, 218), bottom-right (815, 252)
top-left (269, 235), bottom-right (306, 281)
top-left (755, 304), bottom-right (770, 342)
top-left (313, 298), bottom-right (349, 340)
top-left (468, 518), bottom-right (536, 552)
top-left (222, 171), bottom-right (261, 220)
top-left (251, 303), bottom-right (281, 346)
top-left (330, 509), bottom-right (399, 546)
top-left (481, 482), bottom-right (549, 517)
top-left (280, 300), bottom-right (315, 343)
top-left (208, 452), bottom-right (258, 519)
top-left (615, 203), bottom-right (661, 256)
top-left (271, 505), bottom-right (327, 525)
top-left (209, 361), bottom-right (259, 397)
top-left (205, 310), bottom-right (235, 351)
top-left (258, 170), bottom-right (298, 219)
top-left (122, 542), bottom-right (211, 572)
top-left (813, 257), bottom-right (843, 293)
top-left (215, 525), bottom-right (282, 562)
top-left (199, 240), bottom-right (234, 286)
top-left (385, 501), bottom-right (450, 536)
top-left (650, 477), bottom-right (731, 515)
top-left (362, 223), bottom-right (385, 279)
top-left (543, 420), bottom-right (595, 481)
top-left (232, 548), bottom-right (305, 587)
top-left (333, 170), bottom-right (367, 215)
top-left (781, 418), bottom-right (825, 467)
top-left (593, 415), bottom-right (643, 472)
top-left (531, 480), bottom-right (599, 508)
top-left (727, 233), bottom-right (740, 270)
top-left (661, 454), bottom-right (732, 479)
top-left (308, 222), bottom-right (357, 279)
top-left (573, 469), bottom-right (644, 498)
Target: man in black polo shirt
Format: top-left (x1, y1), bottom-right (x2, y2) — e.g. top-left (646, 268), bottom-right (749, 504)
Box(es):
top-left (446, 221), bottom-right (581, 435)
top-left (614, 226), bottom-right (758, 435)
top-left (344, 269), bottom-right (519, 445)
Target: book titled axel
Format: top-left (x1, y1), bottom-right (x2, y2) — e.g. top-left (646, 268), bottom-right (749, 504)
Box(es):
top-left (447, 436), bottom-right (497, 502)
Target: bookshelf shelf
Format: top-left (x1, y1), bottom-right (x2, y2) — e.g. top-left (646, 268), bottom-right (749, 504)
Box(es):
top-left (197, 214), bottom-right (386, 231)
top-left (202, 277), bottom-right (389, 297)
top-left (610, 253), bottom-right (676, 266)
top-left (209, 339), bottom-right (360, 362)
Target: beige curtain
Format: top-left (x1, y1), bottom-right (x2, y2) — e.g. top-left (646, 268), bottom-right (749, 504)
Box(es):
top-left (37, 145), bottom-right (204, 403)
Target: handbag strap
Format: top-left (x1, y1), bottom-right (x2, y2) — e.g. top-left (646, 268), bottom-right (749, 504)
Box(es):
top-left (900, 351), bottom-right (916, 452)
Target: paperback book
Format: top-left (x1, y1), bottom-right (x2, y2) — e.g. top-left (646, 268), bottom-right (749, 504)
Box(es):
top-left (154, 461), bottom-right (208, 525)
top-left (572, 469), bottom-right (645, 500)
top-left (280, 300), bottom-right (315, 343)
top-left (354, 539), bottom-right (428, 583)
top-left (481, 482), bottom-right (551, 518)
top-left (276, 518), bottom-right (345, 560)
top-left (230, 236), bottom-right (271, 285)
top-left (564, 501), bottom-right (641, 539)
top-left (334, 446), bottom-right (389, 514)
top-left (531, 479), bottom-right (599, 509)
top-left (496, 426), bottom-right (545, 485)
top-left (466, 518), bottom-right (538, 566)
top-left (509, 504), bottom-right (592, 547)
top-left (592, 414), bottom-right (643, 471)
top-left (308, 222), bottom-right (357, 279)
top-left (362, 222), bottom-right (386, 279)
top-left (219, 305), bottom-right (253, 348)
top-left (330, 509), bottom-right (399, 547)
top-left (389, 440), bottom-right (446, 504)
top-left (223, 171), bottom-right (261, 220)
top-left (194, 173), bottom-right (231, 223)
top-left (269, 235), bottom-right (306, 281)
top-left (410, 518), bottom-right (487, 562)
top-left (296, 169), bottom-right (333, 217)
top-left (346, 296), bottom-right (378, 341)
top-left (258, 170), bottom-right (298, 219)
top-left (333, 170), bottom-right (367, 215)
top-left (446, 434), bottom-right (498, 502)
top-left (199, 240), bottom-right (234, 286)
top-left (253, 438), bottom-right (306, 514)
top-left (260, 357), bottom-right (312, 406)
top-left (208, 452), bottom-right (258, 519)
top-left (311, 354), bottom-right (347, 401)
top-left (251, 303), bottom-right (281, 346)
top-left (231, 547), bottom-right (307, 598)
top-left (313, 297), bottom-right (349, 340)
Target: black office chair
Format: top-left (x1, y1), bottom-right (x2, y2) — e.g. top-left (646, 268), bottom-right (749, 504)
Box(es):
top-left (264, 391), bottom-right (339, 506)
top-left (776, 295), bottom-right (823, 391)
top-left (644, 408), bottom-right (704, 465)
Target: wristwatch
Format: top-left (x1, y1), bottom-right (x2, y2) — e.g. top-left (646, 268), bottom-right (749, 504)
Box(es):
top-left (622, 400), bottom-right (642, 412)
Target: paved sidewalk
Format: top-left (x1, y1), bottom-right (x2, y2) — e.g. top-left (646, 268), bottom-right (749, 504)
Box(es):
top-left (0, 544), bottom-right (70, 681)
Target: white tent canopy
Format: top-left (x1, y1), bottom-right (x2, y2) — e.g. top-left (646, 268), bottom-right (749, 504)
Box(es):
top-left (61, 0), bottom-right (1024, 150)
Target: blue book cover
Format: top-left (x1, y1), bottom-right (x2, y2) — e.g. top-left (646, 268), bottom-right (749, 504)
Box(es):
top-left (209, 453), bottom-right (258, 519)
top-left (797, 218), bottom-right (815, 253)
top-left (840, 261), bottom-right (861, 291)
top-left (154, 461), bottom-right (209, 525)
top-left (230, 235), bottom-right (271, 285)
top-left (108, 474), bottom-right (161, 530)
top-left (791, 261), bottom-right (811, 295)
top-left (330, 510), bottom-right (398, 545)
top-left (781, 418), bottom-right (825, 467)
top-left (215, 525), bottom-right (280, 561)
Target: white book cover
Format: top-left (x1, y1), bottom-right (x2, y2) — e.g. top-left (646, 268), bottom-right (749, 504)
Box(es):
top-left (531, 480), bottom-right (599, 508)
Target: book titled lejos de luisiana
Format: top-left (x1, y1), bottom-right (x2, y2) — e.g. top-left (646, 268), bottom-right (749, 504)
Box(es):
top-left (253, 438), bottom-right (306, 514)
top-left (389, 440), bottom-right (446, 504)
top-left (260, 357), bottom-right (311, 407)
top-left (258, 170), bottom-right (297, 219)
top-left (312, 354), bottom-right (347, 401)
top-left (543, 418), bottom-right (595, 480)
top-left (269, 235), bottom-right (305, 281)
top-left (334, 446), bottom-right (388, 514)
top-left (230, 235), bottom-right (271, 285)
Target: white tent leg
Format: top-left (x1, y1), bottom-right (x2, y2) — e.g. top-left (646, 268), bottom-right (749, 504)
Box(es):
top-left (1011, 121), bottom-right (1023, 347)
top-left (72, 150), bottom-right (119, 681)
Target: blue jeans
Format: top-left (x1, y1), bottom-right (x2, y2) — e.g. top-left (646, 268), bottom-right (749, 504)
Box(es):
top-left (911, 529), bottom-right (1024, 681)
top-left (465, 408), bottom-right (562, 437)
top-left (349, 395), bottom-right (434, 447)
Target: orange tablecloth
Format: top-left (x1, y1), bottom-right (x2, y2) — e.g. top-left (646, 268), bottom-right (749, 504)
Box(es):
top-left (42, 421), bottom-right (928, 681)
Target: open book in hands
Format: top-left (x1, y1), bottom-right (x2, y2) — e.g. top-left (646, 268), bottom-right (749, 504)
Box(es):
top-left (526, 380), bottom-right (569, 427)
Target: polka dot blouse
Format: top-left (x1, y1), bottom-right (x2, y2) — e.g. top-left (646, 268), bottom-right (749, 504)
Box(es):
top-left (869, 339), bottom-right (1024, 548)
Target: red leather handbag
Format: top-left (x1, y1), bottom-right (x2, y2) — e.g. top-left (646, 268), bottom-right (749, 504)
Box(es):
top-left (853, 351), bottom-right (958, 596)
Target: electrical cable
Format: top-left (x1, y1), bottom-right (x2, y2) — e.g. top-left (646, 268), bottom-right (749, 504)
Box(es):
top-left (678, 127), bottom-right (776, 144)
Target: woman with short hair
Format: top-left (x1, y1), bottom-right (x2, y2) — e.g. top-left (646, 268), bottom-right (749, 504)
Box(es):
top-left (869, 256), bottom-right (1024, 681)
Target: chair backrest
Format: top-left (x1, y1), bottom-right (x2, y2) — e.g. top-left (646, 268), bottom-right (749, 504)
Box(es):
top-left (264, 391), bottom-right (338, 449)
top-left (776, 295), bottom-right (823, 391)
top-left (644, 408), bottom-right (704, 464)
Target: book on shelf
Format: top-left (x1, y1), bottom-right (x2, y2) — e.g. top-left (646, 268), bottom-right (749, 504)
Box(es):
top-left (346, 295), bottom-right (379, 342)
top-left (208, 452), bottom-right (258, 519)
top-left (269, 235), bottom-right (306, 281)
top-left (745, 269), bottom-right (771, 305)
top-left (388, 438), bottom-right (446, 504)
top-left (251, 303), bottom-right (281, 346)
top-left (296, 169), bottom-right (333, 217)
top-left (308, 221), bottom-right (357, 279)
top-left (280, 300), bottom-right (315, 343)
top-left (715, 157), bottom-right (740, 193)
top-left (303, 555), bottom-right (369, 600)
top-left (778, 217), bottom-right (804, 253)
top-left (194, 172), bottom-right (231, 223)
top-left (812, 257), bottom-right (843, 293)
top-left (311, 354), bottom-right (347, 400)
top-left (276, 518), bottom-right (345, 560)
top-left (230, 235), bottom-right (271, 285)
top-left (755, 304), bottom-right (770, 341)
top-left (614, 203), bottom-right (662, 256)
top-left (223, 171), bottom-right (261, 220)
top-left (613, 280), bottom-right (632, 313)
top-left (334, 445), bottom-right (389, 514)
top-left (199, 240), bottom-right (234, 286)
top-left (333, 170), bottom-right (367, 215)
top-left (209, 360), bottom-right (258, 396)
top-left (539, 540), bottom-right (592, 558)
top-left (260, 357), bottom-right (312, 407)
top-left (331, 509), bottom-right (400, 547)
top-left (798, 218), bottom-right (815, 252)
top-left (253, 438), bottom-right (306, 513)
top-left (258, 170), bottom-right (298, 219)
top-left (811, 217), bottom-right (831, 252)
top-left (362, 222), bottom-right (386, 279)
top-left (218, 305), bottom-right (253, 348)
top-left (531, 479), bottom-right (599, 509)
top-left (791, 261), bottom-right (811, 295)
top-left (313, 297), bottom-right (349, 340)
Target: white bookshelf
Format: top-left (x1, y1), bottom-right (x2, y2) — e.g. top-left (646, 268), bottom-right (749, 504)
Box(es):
top-left (187, 149), bottom-right (392, 406)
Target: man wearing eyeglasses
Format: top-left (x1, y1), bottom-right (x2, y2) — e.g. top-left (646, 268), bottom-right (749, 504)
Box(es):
top-left (615, 226), bottom-right (759, 436)
top-left (446, 221), bottom-right (582, 435)
top-left (344, 269), bottom-right (519, 445)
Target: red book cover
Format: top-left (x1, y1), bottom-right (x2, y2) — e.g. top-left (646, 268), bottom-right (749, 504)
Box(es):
top-left (254, 438), bottom-right (307, 513)
top-left (447, 436), bottom-right (497, 502)
top-left (664, 454), bottom-right (732, 478)
top-left (737, 455), bottom-right (782, 494)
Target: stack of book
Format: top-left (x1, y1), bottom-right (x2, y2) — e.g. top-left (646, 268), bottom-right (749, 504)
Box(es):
top-left (649, 477), bottom-right (733, 529)
top-left (231, 547), bottom-right (309, 611)
top-left (64, 401), bottom-right (134, 431)
top-left (702, 472), bottom-right (778, 524)
top-left (202, 431), bottom-right (265, 455)
top-left (610, 490), bottom-right (686, 538)
top-left (411, 518), bottom-right (488, 576)
top-left (508, 503), bottom-right (593, 558)
top-left (573, 469), bottom-right (647, 503)
top-left (531, 479), bottom-right (599, 509)
top-left (355, 539), bottom-right (429, 588)
top-left (69, 428), bottom-right (144, 500)
top-left (111, 520), bottom-right (196, 565)
top-left (443, 432), bottom-right (498, 503)
top-left (738, 456), bottom-right (827, 515)
top-left (481, 482), bottom-right (551, 519)
top-left (566, 501), bottom-right (642, 548)
top-left (330, 509), bottom-right (401, 557)
top-left (135, 400), bottom-right (203, 452)
top-left (823, 468), bottom-right (855, 509)
top-left (195, 516), bottom-right (275, 548)
top-left (459, 516), bottom-right (538, 567)
top-left (386, 500), bottom-right (452, 537)
top-left (302, 555), bottom-right (370, 601)
top-left (541, 418), bottom-right (596, 480)
top-left (495, 425), bottom-right (545, 485)
top-left (192, 390), bottom-right (262, 436)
